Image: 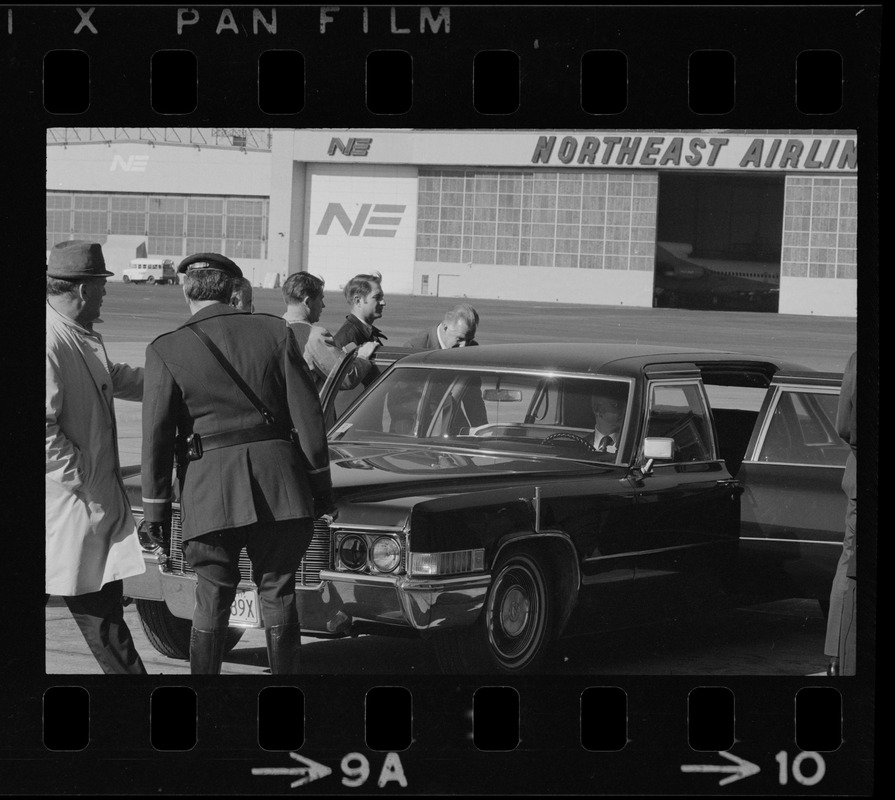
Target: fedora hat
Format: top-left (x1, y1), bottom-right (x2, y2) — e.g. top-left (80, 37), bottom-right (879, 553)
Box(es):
top-left (46, 240), bottom-right (114, 279)
top-left (177, 252), bottom-right (243, 279)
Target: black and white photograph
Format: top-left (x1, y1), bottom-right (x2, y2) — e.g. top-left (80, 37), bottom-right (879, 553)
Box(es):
top-left (44, 127), bottom-right (861, 681)
top-left (11, 3), bottom-right (881, 795)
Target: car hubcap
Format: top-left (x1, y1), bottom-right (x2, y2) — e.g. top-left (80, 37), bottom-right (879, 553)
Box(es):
top-left (487, 559), bottom-right (544, 668)
top-left (499, 586), bottom-right (530, 637)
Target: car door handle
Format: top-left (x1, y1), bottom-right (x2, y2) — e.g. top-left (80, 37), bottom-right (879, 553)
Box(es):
top-left (716, 478), bottom-right (744, 496)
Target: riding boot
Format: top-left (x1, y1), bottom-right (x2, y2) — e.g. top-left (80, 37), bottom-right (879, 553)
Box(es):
top-left (189, 627), bottom-right (228, 675)
top-left (265, 623), bottom-right (302, 674)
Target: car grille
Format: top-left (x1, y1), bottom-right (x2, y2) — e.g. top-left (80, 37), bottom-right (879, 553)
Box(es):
top-left (136, 508), bottom-right (333, 587)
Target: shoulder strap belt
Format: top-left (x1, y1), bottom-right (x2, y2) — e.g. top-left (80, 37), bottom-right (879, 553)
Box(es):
top-left (189, 324), bottom-right (280, 428)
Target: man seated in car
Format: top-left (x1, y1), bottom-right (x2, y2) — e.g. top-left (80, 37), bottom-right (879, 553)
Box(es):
top-left (590, 383), bottom-right (627, 454)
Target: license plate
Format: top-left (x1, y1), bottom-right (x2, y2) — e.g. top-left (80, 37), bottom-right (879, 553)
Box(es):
top-left (229, 588), bottom-right (261, 627)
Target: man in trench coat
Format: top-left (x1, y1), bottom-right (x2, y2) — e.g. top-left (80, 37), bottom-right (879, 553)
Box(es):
top-left (141, 253), bottom-right (333, 674)
top-left (45, 240), bottom-right (148, 674)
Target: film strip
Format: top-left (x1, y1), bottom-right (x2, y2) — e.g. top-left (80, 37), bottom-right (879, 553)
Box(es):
top-left (10, 3), bottom-right (878, 795)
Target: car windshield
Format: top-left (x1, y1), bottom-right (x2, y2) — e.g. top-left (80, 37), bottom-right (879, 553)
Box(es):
top-left (329, 365), bottom-right (632, 463)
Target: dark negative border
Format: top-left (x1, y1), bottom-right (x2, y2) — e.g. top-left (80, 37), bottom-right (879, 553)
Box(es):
top-left (7, 4), bottom-right (879, 795)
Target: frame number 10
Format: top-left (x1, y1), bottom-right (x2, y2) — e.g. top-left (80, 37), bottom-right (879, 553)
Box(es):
top-left (776, 751), bottom-right (826, 786)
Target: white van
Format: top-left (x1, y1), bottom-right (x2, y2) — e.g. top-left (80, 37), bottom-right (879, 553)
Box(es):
top-left (123, 258), bottom-right (177, 285)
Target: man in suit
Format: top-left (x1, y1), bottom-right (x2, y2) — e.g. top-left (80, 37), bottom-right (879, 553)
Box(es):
top-left (400, 304), bottom-right (487, 432)
top-left (405, 304), bottom-right (480, 351)
top-left (141, 253), bottom-right (333, 675)
top-left (46, 240), bottom-right (148, 674)
top-left (590, 383), bottom-right (627, 455)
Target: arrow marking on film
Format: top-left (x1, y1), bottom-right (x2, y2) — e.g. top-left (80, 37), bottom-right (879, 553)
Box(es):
top-left (252, 752), bottom-right (333, 788)
top-left (681, 750), bottom-right (761, 786)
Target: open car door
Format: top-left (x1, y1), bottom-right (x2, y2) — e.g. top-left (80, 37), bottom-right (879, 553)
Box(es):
top-left (318, 343), bottom-right (359, 431)
top-left (319, 344), bottom-right (418, 431)
top-left (736, 370), bottom-right (848, 604)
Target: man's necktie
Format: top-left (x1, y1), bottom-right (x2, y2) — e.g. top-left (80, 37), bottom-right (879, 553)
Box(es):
top-left (598, 435), bottom-right (613, 452)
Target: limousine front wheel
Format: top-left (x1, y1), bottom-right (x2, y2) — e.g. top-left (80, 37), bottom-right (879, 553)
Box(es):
top-left (135, 599), bottom-right (244, 660)
top-left (433, 546), bottom-right (555, 674)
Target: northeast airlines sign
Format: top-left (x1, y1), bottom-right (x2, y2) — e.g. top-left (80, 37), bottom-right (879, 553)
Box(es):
top-left (531, 134), bottom-right (857, 172)
top-left (316, 204), bottom-right (406, 237)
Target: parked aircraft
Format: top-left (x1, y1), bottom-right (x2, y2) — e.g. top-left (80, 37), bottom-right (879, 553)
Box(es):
top-left (653, 241), bottom-right (779, 310)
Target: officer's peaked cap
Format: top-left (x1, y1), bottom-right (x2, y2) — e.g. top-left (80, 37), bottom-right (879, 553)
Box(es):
top-left (177, 252), bottom-right (243, 279)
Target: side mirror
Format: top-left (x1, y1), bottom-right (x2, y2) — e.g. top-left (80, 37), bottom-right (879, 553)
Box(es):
top-left (641, 437), bottom-right (675, 475)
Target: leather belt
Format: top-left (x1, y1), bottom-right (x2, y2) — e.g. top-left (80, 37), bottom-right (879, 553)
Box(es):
top-left (201, 424), bottom-right (291, 451)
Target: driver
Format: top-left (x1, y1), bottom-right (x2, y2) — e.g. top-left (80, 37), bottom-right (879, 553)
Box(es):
top-left (590, 383), bottom-right (627, 454)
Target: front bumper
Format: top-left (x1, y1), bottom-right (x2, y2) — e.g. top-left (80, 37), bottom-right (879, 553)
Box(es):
top-left (123, 553), bottom-right (491, 636)
top-left (303, 570), bottom-right (492, 635)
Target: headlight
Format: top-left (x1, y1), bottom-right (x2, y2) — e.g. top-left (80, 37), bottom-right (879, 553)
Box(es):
top-left (338, 534), bottom-right (368, 571)
top-left (370, 537), bottom-right (402, 573)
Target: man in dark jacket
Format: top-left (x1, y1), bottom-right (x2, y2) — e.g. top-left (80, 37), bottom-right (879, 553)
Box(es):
top-left (141, 253), bottom-right (333, 675)
top-left (331, 274), bottom-right (387, 350)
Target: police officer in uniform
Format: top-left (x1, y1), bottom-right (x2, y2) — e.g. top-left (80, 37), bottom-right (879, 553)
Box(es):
top-left (141, 253), bottom-right (333, 675)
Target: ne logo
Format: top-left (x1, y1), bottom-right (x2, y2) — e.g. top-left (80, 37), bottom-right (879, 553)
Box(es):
top-left (316, 203), bottom-right (406, 238)
top-left (328, 137), bottom-right (373, 157)
top-left (110, 155), bottom-right (150, 172)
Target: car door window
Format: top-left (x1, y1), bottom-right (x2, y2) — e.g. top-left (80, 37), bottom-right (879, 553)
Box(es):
top-left (758, 390), bottom-right (850, 466)
top-left (645, 382), bottom-right (714, 462)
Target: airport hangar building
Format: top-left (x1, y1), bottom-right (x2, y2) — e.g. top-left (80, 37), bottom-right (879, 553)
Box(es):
top-left (46, 127), bottom-right (857, 317)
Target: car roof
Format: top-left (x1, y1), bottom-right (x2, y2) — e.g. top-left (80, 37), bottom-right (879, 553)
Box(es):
top-left (387, 342), bottom-right (807, 378)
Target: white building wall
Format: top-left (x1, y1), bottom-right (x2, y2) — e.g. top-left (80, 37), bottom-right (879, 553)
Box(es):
top-left (414, 262), bottom-right (653, 305)
top-left (47, 141), bottom-right (271, 195)
top-left (778, 277), bottom-right (858, 317)
top-left (268, 132), bottom-right (306, 279)
top-left (303, 163), bottom-right (419, 294)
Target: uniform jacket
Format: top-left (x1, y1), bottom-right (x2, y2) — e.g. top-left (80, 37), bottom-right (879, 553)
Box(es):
top-left (46, 302), bottom-right (146, 595)
top-left (332, 314), bottom-right (387, 349)
top-left (141, 304), bottom-right (332, 541)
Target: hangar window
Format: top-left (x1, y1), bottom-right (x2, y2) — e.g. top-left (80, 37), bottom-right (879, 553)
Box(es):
top-left (417, 168), bottom-right (657, 273)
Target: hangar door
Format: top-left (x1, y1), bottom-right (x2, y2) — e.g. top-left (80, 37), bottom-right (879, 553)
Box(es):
top-left (654, 174), bottom-right (785, 312)
top-left (303, 163), bottom-right (419, 295)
